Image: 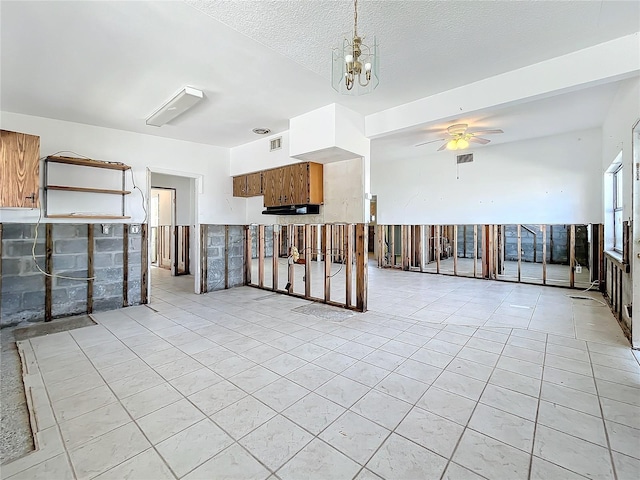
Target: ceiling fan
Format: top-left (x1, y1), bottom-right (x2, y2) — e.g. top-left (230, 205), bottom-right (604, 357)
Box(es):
top-left (415, 123), bottom-right (504, 151)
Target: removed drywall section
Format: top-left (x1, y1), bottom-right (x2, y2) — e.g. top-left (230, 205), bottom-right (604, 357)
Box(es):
top-left (1, 224), bottom-right (46, 324)
top-left (1, 223), bottom-right (144, 326)
top-left (201, 225), bottom-right (245, 292)
top-left (372, 128), bottom-right (602, 225)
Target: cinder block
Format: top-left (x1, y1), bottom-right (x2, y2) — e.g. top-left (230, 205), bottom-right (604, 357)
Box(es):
top-left (53, 255), bottom-right (77, 270)
top-left (52, 224), bottom-right (88, 239)
top-left (0, 292), bottom-right (22, 314)
top-left (54, 239), bottom-right (88, 254)
top-left (94, 297), bottom-right (124, 312)
top-left (1, 224), bottom-right (43, 240)
top-left (3, 274), bottom-right (45, 293)
top-left (4, 239), bottom-right (45, 257)
top-left (1, 258), bottom-right (22, 276)
top-left (94, 253), bottom-right (115, 268)
top-left (23, 290), bottom-right (45, 309)
top-left (54, 271), bottom-right (90, 287)
top-left (95, 238), bottom-right (123, 252)
top-left (94, 266), bottom-right (123, 282)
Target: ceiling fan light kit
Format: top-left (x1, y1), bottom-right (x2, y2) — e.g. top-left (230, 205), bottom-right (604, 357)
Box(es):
top-left (415, 123), bottom-right (504, 151)
top-left (331, 0), bottom-right (379, 96)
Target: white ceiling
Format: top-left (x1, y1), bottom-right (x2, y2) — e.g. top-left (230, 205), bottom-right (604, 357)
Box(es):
top-left (371, 81), bottom-right (625, 163)
top-left (1, 1), bottom-right (638, 148)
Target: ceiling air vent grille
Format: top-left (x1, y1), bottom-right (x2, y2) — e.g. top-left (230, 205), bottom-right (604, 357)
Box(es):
top-left (457, 153), bottom-right (474, 164)
top-left (270, 137), bottom-right (282, 152)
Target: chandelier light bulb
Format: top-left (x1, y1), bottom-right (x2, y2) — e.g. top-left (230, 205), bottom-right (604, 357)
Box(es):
top-left (364, 62), bottom-right (371, 71)
top-left (345, 54), bottom-right (354, 63)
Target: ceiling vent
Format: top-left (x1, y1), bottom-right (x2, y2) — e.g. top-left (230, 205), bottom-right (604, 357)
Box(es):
top-left (270, 137), bottom-right (282, 152)
top-left (457, 153), bottom-right (474, 164)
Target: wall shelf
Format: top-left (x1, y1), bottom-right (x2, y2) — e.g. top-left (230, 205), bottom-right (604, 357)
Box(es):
top-left (46, 155), bottom-right (131, 171)
top-left (44, 156), bottom-right (131, 219)
top-left (46, 214), bottom-right (131, 219)
top-left (45, 185), bottom-right (131, 195)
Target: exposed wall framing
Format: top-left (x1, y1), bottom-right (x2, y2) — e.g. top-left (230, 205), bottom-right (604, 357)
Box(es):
top-left (377, 224), bottom-right (604, 290)
top-left (246, 223), bottom-right (368, 312)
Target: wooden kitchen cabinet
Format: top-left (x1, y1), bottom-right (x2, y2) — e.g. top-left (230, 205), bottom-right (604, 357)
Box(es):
top-left (263, 162), bottom-right (323, 207)
top-left (246, 172), bottom-right (263, 196)
top-left (233, 172), bottom-right (263, 197)
top-left (233, 175), bottom-right (247, 197)
top-left (0, 129), bottom-right (40, 208)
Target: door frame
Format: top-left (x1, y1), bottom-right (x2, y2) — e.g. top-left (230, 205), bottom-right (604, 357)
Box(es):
top-left (146, 167), bottom-right (203, 299)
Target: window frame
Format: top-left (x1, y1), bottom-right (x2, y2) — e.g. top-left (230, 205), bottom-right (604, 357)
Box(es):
top-left (613, 164), bottom-right (623, 254)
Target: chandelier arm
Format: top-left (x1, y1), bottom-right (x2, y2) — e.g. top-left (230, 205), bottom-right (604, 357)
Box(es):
top-left (358, 75), bottom-right (370, 87)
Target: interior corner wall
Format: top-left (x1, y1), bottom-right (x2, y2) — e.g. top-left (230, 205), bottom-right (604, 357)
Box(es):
top-left (372, 128), bottom-right (603, 225)
top-left (0, 112), bottom-right (244, 225)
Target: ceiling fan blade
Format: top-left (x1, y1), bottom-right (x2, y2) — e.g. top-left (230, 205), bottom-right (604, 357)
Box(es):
top-left (415, 138), bottom-right (446, 147)
top-left (437, 142), bottom-right (448, 151)
top-left (469, 129), bottom-right (503, 135)
top-left (469, 137), bottom-right (490, 145)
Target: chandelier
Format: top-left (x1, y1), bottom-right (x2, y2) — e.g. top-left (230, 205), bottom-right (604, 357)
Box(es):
top-left (331, 0), bottom-right (379, 95)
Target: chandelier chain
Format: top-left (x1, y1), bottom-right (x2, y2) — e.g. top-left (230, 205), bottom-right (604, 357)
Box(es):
top-left (354, 0), bottom-right (358, 37)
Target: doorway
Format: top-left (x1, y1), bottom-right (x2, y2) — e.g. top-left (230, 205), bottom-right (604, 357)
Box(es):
top-left (148, 171), bottom-right (198, 301)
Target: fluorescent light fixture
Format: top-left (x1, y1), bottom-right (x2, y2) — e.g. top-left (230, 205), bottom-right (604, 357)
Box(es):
top-left (146, 86), bottom-right (204, 127)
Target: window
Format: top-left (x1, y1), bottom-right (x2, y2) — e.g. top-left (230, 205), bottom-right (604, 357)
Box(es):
top-left (613, 165), bottom-right (623, 253)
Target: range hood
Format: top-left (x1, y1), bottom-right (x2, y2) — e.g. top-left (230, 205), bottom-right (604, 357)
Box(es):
top-left (262, 205), bottom-right (320, 216)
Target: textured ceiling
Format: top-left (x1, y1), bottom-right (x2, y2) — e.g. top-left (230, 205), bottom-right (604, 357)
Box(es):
top-left (1, 1), bottom-right (638, 148)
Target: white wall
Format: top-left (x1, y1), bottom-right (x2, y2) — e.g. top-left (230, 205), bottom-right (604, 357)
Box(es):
top-left (152, 188), bottom-right (174, 225)
top-left (372, 128), bottom-right (603, 225)
top-left (151, 173), bottom-right (193, 225)
top-left (0, 112), bottom-right (244, 224)
top-left (230, 131), bottom-right (294, 176)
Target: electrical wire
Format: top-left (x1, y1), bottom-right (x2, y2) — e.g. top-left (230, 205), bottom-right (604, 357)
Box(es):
top-left (31, 204), bottom-right (96, 281)
top-left (30, 150), bottom-right (144, 282)
top-left (566, 280), bottom-right (607, 306)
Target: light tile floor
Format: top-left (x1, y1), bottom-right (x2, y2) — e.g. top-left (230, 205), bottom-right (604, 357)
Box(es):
top-left (4, 265), bottom-right (640, 479)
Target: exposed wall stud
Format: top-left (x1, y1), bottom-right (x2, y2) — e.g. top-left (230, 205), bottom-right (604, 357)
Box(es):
top-left (123, 224), bottom-right (129, 306)
top-left (225, 225), bottom-right (230, 289)
top-left (273, 226), bottom-right (279, 291)
top-left (517, 224), bottom-right (522, 283)
top-left (141, 223), bottom-right (148, 303)
top-left (200, 225), bottom-right (208, 293)
top-left (356, 223), bottom-right (368, 312)
top-left (45, 223), bottom-right (53, 322)
top-left (323, 224), bottom-right (331, 302)
top-left (570, 224), bottom-right (576, 287)
top-left (258, 225), bottom-right (265, 288)
top-left (542, 224), bottom-right (547, 285)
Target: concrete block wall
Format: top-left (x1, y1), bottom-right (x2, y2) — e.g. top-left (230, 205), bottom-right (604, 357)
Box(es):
top-left (92, 224), bottom-right (125, 312)
top-left (1, 224), bottom-right (46, 324)
top-left (51, 224), bottom-right (89, 318)
top-left (204, 225), bottom-right (245, 292)
top-left (1, 223), bottom-right (144, 326)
